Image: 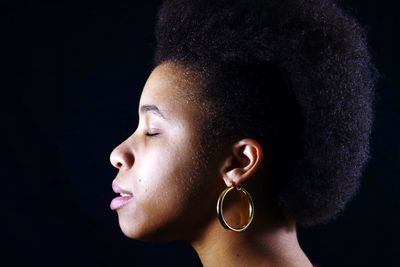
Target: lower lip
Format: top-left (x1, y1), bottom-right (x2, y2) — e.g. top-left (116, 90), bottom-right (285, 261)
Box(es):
top-left (110, 196), bottom-right (133, 210)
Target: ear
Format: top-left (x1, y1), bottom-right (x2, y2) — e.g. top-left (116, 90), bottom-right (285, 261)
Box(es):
top-left (220, 138), bottom-right (264, 187)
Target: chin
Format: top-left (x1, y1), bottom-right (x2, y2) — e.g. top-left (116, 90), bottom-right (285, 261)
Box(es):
top-left (117, 216), bottom-right (166, 241)
top-left (118, 217), bottom-right (147, 240)
top-left (119, 224), bottom-right (137, 239)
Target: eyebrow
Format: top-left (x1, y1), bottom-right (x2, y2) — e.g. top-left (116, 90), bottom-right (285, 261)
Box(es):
top-left (139, 104), bottom-right (166, 119)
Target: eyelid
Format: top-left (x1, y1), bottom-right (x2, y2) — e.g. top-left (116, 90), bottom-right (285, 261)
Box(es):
top-left (146, 128), bottom-right (161, 136)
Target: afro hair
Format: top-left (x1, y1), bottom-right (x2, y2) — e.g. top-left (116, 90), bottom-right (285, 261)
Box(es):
top-left (153, 0), bottom-right (377, 226)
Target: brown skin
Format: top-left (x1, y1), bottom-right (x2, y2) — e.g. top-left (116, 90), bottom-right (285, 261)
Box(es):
top-left (110, 62), bottom-right (313, 267)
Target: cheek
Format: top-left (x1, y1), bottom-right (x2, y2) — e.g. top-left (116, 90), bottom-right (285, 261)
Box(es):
top-left (136, 146), bottom-right (198, 217)
top-left (140, 146), bottom-right (185, 188)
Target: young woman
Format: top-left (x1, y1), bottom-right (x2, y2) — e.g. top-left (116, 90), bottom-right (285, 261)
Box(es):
top-left (109, 0), bottom-right (376, 266)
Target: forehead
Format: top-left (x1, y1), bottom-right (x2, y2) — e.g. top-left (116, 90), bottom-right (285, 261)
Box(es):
top-left (139, 62), bottom-right (206, 121)
top-left (140, 62), bottom-right (199, 105)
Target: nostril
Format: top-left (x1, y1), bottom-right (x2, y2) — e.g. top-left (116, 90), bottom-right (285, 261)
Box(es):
top-left (110, 145), bottom-right (135, 170)
top-left (110, 156), bottom-right (122, 169)
top-left (110, 147), bottom-right (124, 169)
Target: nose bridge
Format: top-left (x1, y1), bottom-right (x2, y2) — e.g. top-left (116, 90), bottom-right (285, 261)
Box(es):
top-left (110, 136), bottom-right (135, 170)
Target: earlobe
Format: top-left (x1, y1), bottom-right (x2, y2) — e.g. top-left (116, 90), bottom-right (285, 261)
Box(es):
top-left (221, 139), bottom-right (264, 187)
top-left (224, 168), bottom-right (243, 186)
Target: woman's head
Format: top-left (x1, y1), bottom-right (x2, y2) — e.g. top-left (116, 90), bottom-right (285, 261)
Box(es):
top-left (110, 0), bottom-right (376, 240)
top-left (110, 62), bottom-right (266, 240)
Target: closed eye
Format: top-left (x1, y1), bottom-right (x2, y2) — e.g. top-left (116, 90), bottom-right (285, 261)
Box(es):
top-left (146, 132), bottom-right (160, 137)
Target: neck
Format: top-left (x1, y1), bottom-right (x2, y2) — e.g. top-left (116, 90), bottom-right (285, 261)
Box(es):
top-left (190, 215), bottom-right (313, 267)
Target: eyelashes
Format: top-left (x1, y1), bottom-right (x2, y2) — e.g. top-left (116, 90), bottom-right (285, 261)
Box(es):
top-left (145, 130), bottom-right (160, 137)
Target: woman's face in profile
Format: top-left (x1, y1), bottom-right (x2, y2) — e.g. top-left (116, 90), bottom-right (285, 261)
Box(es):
top-left (110, 63), bottom-right (223, 241)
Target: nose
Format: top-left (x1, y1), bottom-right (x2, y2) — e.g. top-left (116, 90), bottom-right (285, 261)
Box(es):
top-left (110, 142), bottom-right (135, 170)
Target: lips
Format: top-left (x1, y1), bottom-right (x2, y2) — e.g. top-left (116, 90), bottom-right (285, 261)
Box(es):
top-left (110, 181), bottom-right (133, 210)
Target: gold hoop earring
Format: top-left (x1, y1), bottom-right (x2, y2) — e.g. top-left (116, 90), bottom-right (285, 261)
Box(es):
top-left (216, 185), bottom-right (254, 232)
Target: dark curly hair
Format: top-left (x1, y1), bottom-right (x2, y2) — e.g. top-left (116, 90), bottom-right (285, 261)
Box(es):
top-left (153, 0), bottom-right (377, 226)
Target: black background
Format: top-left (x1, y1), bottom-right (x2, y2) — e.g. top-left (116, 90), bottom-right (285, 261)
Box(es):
top-left (1, 1), bottom-right (399, 266)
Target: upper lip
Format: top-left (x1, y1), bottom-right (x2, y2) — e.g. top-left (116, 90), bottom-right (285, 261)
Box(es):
top-left (112, 181), bottom-right (132, 196)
